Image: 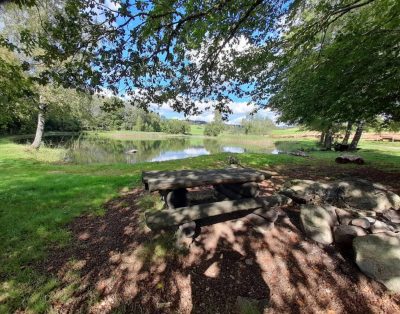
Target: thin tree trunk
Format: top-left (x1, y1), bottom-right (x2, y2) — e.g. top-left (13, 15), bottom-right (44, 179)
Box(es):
top-left (324, 129), bottom-right (333, 150)
top-left (342, 122), bottom-right (353, 145)
top-left (319, 131), bottom-right (325, 146)
top-left (31, 102), bottom-right (47, 149)
top-left (350, 121), bottom-right (364, 150)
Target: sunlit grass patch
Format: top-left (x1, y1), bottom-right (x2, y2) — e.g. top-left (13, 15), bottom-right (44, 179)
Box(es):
top-left (0, 134), bottom-right (399, 312)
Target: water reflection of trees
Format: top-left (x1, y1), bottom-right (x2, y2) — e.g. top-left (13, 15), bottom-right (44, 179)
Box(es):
top-left (203, 138), bottom-right (226, 154)
top-left (67, 137), bottom-right (191, 164)
top-left (62, 135), bottom-right (278, 164)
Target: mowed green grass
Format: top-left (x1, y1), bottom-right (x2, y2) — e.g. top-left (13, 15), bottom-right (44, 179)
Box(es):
top-left (0, 134), bottom-right (399, 312)
top-left (0, 138), bottom-right (286, 312)
top-left (189, 124), bottom-right (205, 135)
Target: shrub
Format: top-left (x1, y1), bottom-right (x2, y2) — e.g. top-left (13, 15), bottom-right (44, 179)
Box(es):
top-left (204, 122), bottom-right (224, 136)
top-left (161, 119), bottom-right (190, 134)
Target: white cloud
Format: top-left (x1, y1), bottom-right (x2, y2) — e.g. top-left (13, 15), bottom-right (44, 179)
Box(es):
top-left (226, 115), bottom-right (245, 125)
top-left (99, 87), bottom-right (279, 125)
top-left (187, 35), bottom-right (252, 68)
top-left (104, 0), bottom-right (121, 11)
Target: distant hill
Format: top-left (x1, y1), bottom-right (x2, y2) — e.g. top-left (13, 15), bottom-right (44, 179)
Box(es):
top-left (190, 120), bottom-right (207, 125)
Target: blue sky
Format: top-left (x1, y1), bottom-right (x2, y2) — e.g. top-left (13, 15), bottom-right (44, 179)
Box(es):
top-left (151, 100), bottom-right (278, 124)
top-left (101, 1), bottom-right (279, 125)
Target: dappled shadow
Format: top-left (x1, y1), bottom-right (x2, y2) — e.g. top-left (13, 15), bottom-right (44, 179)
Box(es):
top-left (40, 180), bottom-right (400, 313)
top-left (142, 168), bottom-right (266, 191)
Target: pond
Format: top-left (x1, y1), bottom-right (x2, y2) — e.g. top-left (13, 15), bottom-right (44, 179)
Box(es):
top-left (15, 134), bottom-right (279, 164)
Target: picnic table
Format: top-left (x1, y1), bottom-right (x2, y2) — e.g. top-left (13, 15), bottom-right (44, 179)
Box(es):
top-left (142, 168), bottom-right (266, 192)
top-left (142, 167), bottom-right (287, 231)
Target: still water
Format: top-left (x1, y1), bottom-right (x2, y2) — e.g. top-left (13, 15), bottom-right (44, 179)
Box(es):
top-left (16, 134), bottom-right (278, 164)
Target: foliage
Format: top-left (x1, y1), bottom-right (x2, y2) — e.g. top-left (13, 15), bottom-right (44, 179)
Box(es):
top-left (8, 0), bottom-right (291, 116)
top-left (3, 0), bottom-right (398, 136)
top-left (204, 123), bottom-right (224, 136)
top-left (0, 47), bottom-right (36, 133)
top-left (241, 114), bottom-right (276, 135)
top-left (161, 119), bottom-right (191, 134)
top-left (266, 0), bottom-right (400, 128)
top-left (204, 110), bottom-right (225, 136)
top-left (0, 1), bottom-right (95, 136)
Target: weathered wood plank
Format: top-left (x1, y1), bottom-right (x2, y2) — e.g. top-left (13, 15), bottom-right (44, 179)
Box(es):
top-left (213, 184), bottom-right (243, 200)
top-left (146, 194), bottom-right (290, 230)
top-left (220, 182), bottom-right (260, 198)
top-left (142, 168), bottom-right (266, 192)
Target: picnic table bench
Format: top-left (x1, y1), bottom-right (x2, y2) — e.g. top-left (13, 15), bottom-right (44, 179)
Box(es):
top-left (142, 167), bottom-right (291, 231)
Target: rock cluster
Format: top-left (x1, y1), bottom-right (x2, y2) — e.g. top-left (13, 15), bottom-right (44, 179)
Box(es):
top-left (281, 178), bottom-right (400, 292)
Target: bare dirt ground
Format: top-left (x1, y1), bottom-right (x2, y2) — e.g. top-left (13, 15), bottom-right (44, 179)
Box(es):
top-left (41, 165), bottom-right (400, 313)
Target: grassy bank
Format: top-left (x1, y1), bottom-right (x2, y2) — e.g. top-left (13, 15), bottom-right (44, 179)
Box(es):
top-left (0, 137), bottom-right (296, 312)
top-left (0, 134), bottom-right (400, 312)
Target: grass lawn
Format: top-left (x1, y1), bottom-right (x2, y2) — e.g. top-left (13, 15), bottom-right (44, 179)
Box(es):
top-left (189, 124), bottom-right (205, 135)
top-left (0, 134), bottom-right (399, 312)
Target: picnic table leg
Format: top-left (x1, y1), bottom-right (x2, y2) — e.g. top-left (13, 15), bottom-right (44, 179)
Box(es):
top-left (160, 188), bottom-right (188, 209)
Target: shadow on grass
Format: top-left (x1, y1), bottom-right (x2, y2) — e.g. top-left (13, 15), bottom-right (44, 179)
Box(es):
top-left (0, 157), bottom-right (135, 313)
top-left (32, 188), bottom-right (400, 313)
top-left (273, 140), bottom-right (400, 171)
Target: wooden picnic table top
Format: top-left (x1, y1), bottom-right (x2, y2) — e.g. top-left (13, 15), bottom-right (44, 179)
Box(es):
top-left (142, 167), bottom-right (268, 192)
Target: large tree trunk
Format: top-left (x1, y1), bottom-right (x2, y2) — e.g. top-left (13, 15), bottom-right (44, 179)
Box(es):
top-left (342, 122), bottom-right (353, 144)
top-left (31, 102), bottom-right (47, 149)
top-left (324, 129), bottom-right (333, 150)
top-left (349, 121), bottom-right (364, 150)
top-left (319, 131), bottom-right (325, 146)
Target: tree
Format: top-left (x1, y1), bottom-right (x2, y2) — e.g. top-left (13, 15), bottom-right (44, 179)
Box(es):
top-left (9, 0), bottom-right (291, 116)
top-left (0, 47), bottom-right (36, 133)
top-left (204, 110), bottom-right (225, 136)
top-left (266, 0), bottom-right (400, 149)
top-left (4, 0), bottom-right (398, 140)
top-left (241, 114), bottom-right (275, 135)
top-left (1, 1), bottom-right (93, 147)
top-left (162, 119), bottom-right (190, 134)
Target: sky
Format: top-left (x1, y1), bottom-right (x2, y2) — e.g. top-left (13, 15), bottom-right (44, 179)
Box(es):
top-left (100, 1), bottom-right (280, 125)
top-left (150, 100), bottom-right (279, 124)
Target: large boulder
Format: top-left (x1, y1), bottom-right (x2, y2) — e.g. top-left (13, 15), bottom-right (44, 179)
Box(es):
top-left (332, 179), bottom-right (400, 213)
top-left (353, 234), bottom-right (400, 292)
top-left (383, 209), bottom-right (400, 224)
top-left (280, 178), bottom-right (400, 212)
top-left (335, 207), bottom-right (356, 225)
top-left (300, 204), bottom-right (338, 245)
top-left (334, 225), bottom-right (367, 246)
top-left (370, 220), bottom-right (398, 234)
top-left (351, 218), bottom-right (371, 229)
top-left (280, 180), bottom-right (331, 204)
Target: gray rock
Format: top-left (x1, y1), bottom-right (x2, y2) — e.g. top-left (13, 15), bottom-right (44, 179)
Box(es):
top-left (253, 208), bottom-right (279, 223)
top-left (280, 180), bottom-right (331, 204)
top-left (175, 222), bottom-right (197, 249)
top-left (334, 225), bottom-right (367, 245)
top-left (365, 217), bottom-right (376, 224)
top-left (300, 204), bottom-right (338, 245)
top-left (179, 221), bottom-right (197, 238)
top-left (333, 179), bottom-right (400, 212)
top-left (290, 150), bottom-right (309, 157)
top-left (351, 218), bottom-right (371, 229)
top-left (383, 209), bottom-right (400, 224)
top-left (370, 220), bottom-right (395, 234)
top-left (353, 234), bottom-right (400, 292)
top-left (335, 207), bottom-right (355, 225)
top-left (280, 178), bottom-right (400, 213)
top-left (235, 296), bottom-right (269, 314)
top-left (244, 213), bottom-right (275, 234)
